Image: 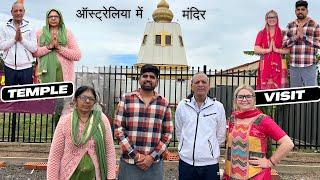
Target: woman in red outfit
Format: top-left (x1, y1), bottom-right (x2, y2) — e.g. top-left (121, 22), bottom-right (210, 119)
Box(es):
top-left (254, 10), bottom-right (289, 90)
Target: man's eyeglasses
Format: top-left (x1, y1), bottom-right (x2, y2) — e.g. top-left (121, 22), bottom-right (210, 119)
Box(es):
top-left (48, 16), bottom-right (60, 20)
top-left (78, 95), bottom-right (96, 104)
top-left (236, 95), bottom-right (254, 100)
top-left (267, 16), bottom-right (277, 20)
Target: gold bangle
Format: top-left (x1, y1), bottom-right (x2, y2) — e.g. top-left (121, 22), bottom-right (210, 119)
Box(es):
top-left (134, 154), bottom-right (140, 162)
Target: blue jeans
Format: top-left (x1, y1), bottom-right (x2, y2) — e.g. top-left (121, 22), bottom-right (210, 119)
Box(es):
top-left (118, 158), bottom-right (164, 180)
top-left (179, 160), bottom-right (220, 180)
top-left (4, 65), bottom-right (33, 86)
top-left (289, 64), bottom-right (318, 87)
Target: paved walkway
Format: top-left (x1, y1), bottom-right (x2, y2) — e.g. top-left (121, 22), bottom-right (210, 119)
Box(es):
top-left (0, 143), bottom-right (320, 179)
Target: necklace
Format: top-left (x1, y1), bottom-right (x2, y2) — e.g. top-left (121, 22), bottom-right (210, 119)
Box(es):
top-left (78, 111), bottom-right (92, 123)
top-left (79, 118), bottom-right (88, 123)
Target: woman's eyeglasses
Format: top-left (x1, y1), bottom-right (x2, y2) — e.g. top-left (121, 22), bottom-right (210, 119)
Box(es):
top-left (48, 16), bottom-right (60, 20)
top-left (236, 95), bottom-right (254, 101)
top-left (267, 16), bottom-right (277, 20)
top-left (78, 95), bottom-right (96, 104)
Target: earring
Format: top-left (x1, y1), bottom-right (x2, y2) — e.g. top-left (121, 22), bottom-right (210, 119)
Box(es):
top-left (72, 101), bottom-right (77, 109)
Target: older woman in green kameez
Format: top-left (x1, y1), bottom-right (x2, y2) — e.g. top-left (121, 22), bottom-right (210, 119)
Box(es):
top-left (37, 9), bottom-right (67, 83)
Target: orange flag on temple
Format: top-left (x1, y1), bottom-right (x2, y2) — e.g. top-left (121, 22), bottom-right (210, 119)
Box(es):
top-left (17, 0), bottom-right (24, 4)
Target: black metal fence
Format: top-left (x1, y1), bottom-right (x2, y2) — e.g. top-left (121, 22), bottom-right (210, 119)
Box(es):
top-left (0, 65), bottom-right (319, 149)
top-left (0, 113), bottom-right (54, 143)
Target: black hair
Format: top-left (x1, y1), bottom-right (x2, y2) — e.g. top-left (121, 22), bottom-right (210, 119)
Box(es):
top-left (140, 64), bottom-right (160, 78)
top-left (48, 9), bottom-right (61, 17)
top-left (296, 0), bottom-right (308, 8)
top-left (74, 86), bottom-right (97, 100)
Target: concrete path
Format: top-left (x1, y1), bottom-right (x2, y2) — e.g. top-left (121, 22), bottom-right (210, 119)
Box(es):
top-left (0, 142), bottom-right (319, 179)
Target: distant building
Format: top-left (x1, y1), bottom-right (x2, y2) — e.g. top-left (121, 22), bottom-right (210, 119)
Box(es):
top-left (223, 60), bottom-right (259, 75)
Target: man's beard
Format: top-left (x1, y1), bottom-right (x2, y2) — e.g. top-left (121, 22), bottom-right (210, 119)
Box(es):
top-left (141, 83), bottom-right (155, 91)
top-left (297, 14), bottom-right (306, 20)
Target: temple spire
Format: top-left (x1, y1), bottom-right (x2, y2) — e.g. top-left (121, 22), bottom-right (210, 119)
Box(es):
top-left (17, 0), bottom-right (24, 4)
top-left (152, 0), bottom-right (173, 23)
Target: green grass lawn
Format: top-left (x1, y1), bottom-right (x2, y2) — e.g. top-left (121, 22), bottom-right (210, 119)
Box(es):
top-left (0, 112), bottom-right (180, 146)
top-left (0, 113), bottom-right (55, 142)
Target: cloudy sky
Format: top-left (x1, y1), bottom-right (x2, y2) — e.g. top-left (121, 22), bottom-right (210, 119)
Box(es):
top-left (1, 0), bottom-right (320, 70)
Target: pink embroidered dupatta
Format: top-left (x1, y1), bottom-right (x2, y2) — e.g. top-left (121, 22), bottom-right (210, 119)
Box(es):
top-left (255, 21), bottom-right (288, 90)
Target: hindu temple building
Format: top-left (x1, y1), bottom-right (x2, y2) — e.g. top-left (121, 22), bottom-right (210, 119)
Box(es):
top-left (136, 0), bottom-right (188, 69)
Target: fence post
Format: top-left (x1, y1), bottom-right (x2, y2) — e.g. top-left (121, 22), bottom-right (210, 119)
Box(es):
top-left (10, 113), bottom-right (17, 142)
top-left (203, 65), bottom-right (207, 74)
